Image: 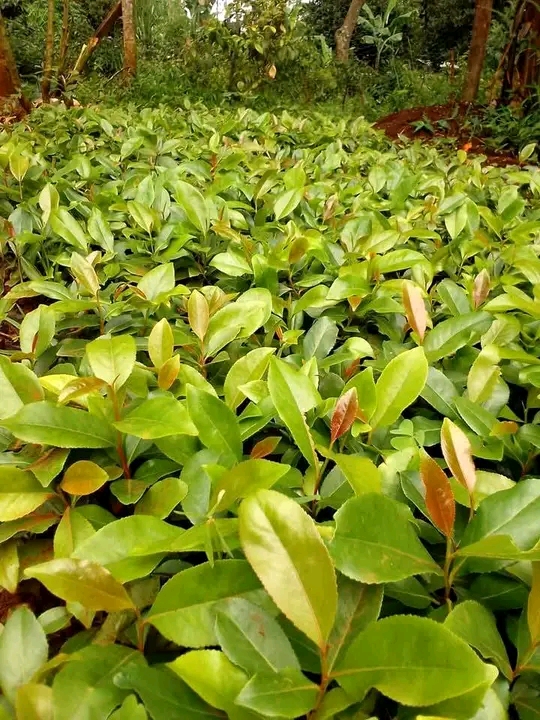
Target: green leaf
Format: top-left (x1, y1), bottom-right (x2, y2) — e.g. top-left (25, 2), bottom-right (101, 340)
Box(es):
top-left (267, 357), bottom-right (318, 469)
top-left (148, 318), bottom-right (174, 370)
top-left (88, 207), bottom-right (114, 254)
top-left (424, 313), bottom-right (492, 362)
top-left (138, 264), bottom-right (176, 303)
top-left (70, 253), bottom-right (100, 297)
top-left (114, 396), bottom-right (197, 439)
top-left (54, 507), bottom-right (95, 558)
top-left (73, 515), bottom-right (184, 580)
top-left (174, 180), bottom-right (209, 234)
top-left (114, 663), bottom-right (220, 720)
top-left (20, 306), bottom-right (56, 358)
top-left (168, 650), bottom-right (247, 711)
top-left (304, 317), bottom-right (338, 361)
top-left (216, 597), bottom-right (300, 674)
top-left (127, 200), bottom-right (156, 234)
top-left (459, 478), bottom-right (540, 571)
top-left (25, 558), bottom-right (135, 612)
top-left (50, 208), bottom-right (87, 251)
top-left (109, 695), bottom-right (147, 720)
top-left (3, 402), bottom-right (116, 448)
top-left (0, 607), bottom-right (48, 703)
top-left (456, 534), bottom-right (540, 561)
top-left (0, 539), bottom-right (19, 592)
top-left (52, 645), bottom-right (142, 720)
top-left (211, 459), bottom-right (290, 513)
top-left (370, 347), bottom-right (428, 429)
top-left (239, 489), bottom-right (337, 649)
top-left (135, 477), bottom-right (188, 518)
top-left (15, 683), bottom-right (54, 720)
top-left (148, 560), bottom-right (261, 647)
top-left (0, 355), bottom-right (44, 420)
top-left (186, 385), bottom-right (242, 465)
top-left (9, 152), bottom-right (29, 181)
top-left (327, 575), bottom-right (383, 672)
top-left (274, 188), bottom-right (303, 220)
top-left (224, 348), bottom-right (275, 410)
top-left (444, 600), bottom-right (512, 679)
top-left (332, 454), bottom-right (381, 495)
top-left (236, 668), bottom-right (319, 718)
top-left (420, 367), bottom-right (459, 420)
top-left (334, 615), bottom-right (497, 706)
top-left (0, 467), bottom-right (53, 521)
top-left (86, 335), bottom-right (136, 390)
top-left (60, 460), bottom-right (109, 496)
top-left (329, 493), bottom-right (441, 582)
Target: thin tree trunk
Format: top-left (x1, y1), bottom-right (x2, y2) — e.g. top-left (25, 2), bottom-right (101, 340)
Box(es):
top-left (41, 0), bottom-right (55, 102)
top-left (68, 0), bottom-right (122, 80)
top-left (0, 12), bottom-right (30, 112)
top-left (121, 0), bottom-right (137, 78)
top-left (57, 0), bottom-right (70, 82)
top-left (462, 0), bottom-right (494, 102)
top-left (335, 0), bottom-right (367, 63)
top-left (502, 0), bottom-right (540, 103)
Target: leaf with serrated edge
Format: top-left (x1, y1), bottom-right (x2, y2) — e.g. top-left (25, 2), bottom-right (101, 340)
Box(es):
top-left (239, 489), bottom-right (337, 649)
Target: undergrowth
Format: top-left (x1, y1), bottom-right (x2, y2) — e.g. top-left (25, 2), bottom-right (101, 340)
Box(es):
top-left (0, 103), bottom-right (539, 719)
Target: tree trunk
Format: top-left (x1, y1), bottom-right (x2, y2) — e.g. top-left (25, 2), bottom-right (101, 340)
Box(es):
top-left (57, 0), bottom-right (70, 82)
top-left (121, 0), bottom-right (137, 78)
top-left (501, 0), bottom-right (540, 104)
top-left (335, 0), bottom-right (367, 63)
top-left (41, 0), bottom-right (55, 102)
top-left (462, 0), bottom-right (494, 102)
top-left (68, 1), bottom-right (122, 80)
top-left (0, 12), bottom-right (30, 113)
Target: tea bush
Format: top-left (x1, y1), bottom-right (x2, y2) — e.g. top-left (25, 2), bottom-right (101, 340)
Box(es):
top-left (0, 102), bottom-right (539, 719)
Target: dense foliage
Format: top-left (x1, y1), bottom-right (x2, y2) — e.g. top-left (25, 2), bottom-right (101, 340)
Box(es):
top-left (0, 103), bottom-right (539, 718)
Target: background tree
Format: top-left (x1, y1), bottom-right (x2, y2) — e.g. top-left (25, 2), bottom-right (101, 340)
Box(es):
top-left (502, 0), bottom-right (540, 103)
top-left (0, 9), bottom-right (27, 110)
top-left (335, 0), bottom-right (367, 62)
top-left (463, 0), bottom-right (494, 102)
top-left (121, 0), bottom-right (136, 77)
top-left (57, 0), bottom-right (70, 86)
top-left (41, 0), bottom-right (55, 101)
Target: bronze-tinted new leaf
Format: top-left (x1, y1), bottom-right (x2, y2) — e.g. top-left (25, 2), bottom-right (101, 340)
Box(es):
top-left (420, 454), bottom-right (455, 537)
top-left (472, 269), bottom-right (490, 308)
top-left (331, 388), bottom-right (358, 444)
top-left (402, 281), bottom-right (428, 342)
top-left (441, 418), bottom-right (476, 495)
top-left (251, 436), bottom-right (281, 459)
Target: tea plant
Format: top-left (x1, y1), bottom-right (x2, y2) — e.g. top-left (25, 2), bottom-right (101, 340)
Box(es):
top-left (0, 102), bottom-right (539, 719)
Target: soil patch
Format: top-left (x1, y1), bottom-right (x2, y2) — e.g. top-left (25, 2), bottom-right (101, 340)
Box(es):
top-left (375, 102), bottom-right (521, 166)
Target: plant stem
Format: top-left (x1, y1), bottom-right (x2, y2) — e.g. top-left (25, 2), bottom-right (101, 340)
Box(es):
top-left (443, 534), bottom-right (454, 611)
top-left (110, 387), bottom-right (131, 481)
top-left (308, 646), bottom-right (330, 719)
